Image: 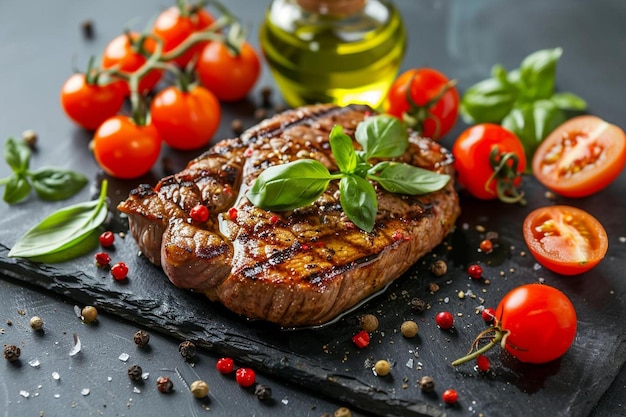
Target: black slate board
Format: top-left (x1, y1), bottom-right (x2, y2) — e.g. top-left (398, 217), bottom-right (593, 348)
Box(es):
top-left (2, 175), bottom-right (625, 417)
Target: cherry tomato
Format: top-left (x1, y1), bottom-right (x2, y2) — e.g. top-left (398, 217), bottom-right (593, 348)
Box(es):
top-left (152, 5), bottom-right (215, 67)
top-left (523, 205), bottom-right (608, 275)
top-left (60, 73), bottom-right (125, 131)
top-left (495, 284), bottom-right (576, 364)
top-left (195, 41), bottom-right (261, 101)
top-left (101, 32), bottom-right (163, 96)
top-left (385, 68), bottom-right (459, 140)
top-left (532, 115), bottom-right (626, 198)
top-left (452, 124), bottom-right (527, 203)
top-left (150, 85), bottom-right (221, 150)
top-left (93, 116), bottom-right (161, 179)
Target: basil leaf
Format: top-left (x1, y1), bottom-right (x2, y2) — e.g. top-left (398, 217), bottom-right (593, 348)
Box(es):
top-left (30, 168), bottom-right (88, 201)
top-left (5, 137), bottom-right (31, 174)
top-left (551, 92), bottom-right (587, 111)
top-left (8, 181), bottom-right (109, 260)
top-left (339, 175), bottom-right (377, 233)
top-left (371, 163), bottom-right (450, 195)
top-left (502, 100), bottom-right (566, 164)
top-left (460, 77), bottom-right (517, 124)
top-left (329, 126), bottom-right (357, 173)
top-left (518, 48), bottom-right (562, 100)
top-left (25, 228), bottom-right (100, 264)
top-left (355, 115), bottom-right (408, 160)
top-left (3, 174), bottom-right (31, 204)
top-left (247, 160), bottom-right (333, 211)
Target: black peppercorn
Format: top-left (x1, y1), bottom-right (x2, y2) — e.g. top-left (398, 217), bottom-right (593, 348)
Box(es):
top-left (410, 297), bottom-right (427, 313)
top-left (254, 383), bottom-right (272, 400)
top-left (418, 375), bottom-right (435, 392)
top-left (231, 119), bottom-right (244, 135)
top-left (81, 20), bottom-right (94, 39)
top-left (3, 344), bottom-right (21, 362)
top-left (156, 376), bottom-right (174, 393)
top-left (133, 330), bottom-right (150, 348)
top-left (179, 340), bottom-right (196, 361)
top-left (128, 364), bottom-right (143, 381)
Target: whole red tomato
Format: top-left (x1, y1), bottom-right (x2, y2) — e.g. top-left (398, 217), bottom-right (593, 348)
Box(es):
top-left (195, 41), bottom-right (261, 101)
top-left (150, 85), bottom-right (221, 150)
top-left (452, 123), bottom-right (526, 203)
top-left (101, 32), bottom-right (163, 96)
top-left (152, 5), bottom-right (215, 67)
top-left (495, 284), bottom-right (577, 363)
top-left (533, 115), bottom-right (626, 198)
top-left (60, 73), bottom-right (124, 131)
top-left (385, 68), bottom-right (459, 140)
top-left (93, 116), bottom-right (161, 179)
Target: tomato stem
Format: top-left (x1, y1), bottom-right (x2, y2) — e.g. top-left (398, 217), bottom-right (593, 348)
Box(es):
top-left (487, 146), bottom-right (526, 205)
top-left (402, 75), bottom-right (457, 139)
top-left (451, 327), bottom-right (505, 366)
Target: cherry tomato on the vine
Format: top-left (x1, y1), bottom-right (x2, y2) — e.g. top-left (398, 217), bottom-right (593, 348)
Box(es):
top-left (101, 32), bottom-right (163, 96)
top-left (150, 85), bottom-right (221, 150)
top-left (532, 115), bottom-right (626, 198)
top-left (93, 116), bottom-right (161, 179)
top-left (385, 68), bottom-right (459, 140)
top-left (60, 73), bottom-right (125, 131)
top-left (152, 5), bottom-right (215, 67)
top-left (452, 123), bottom-right (527, 203)
top-left (523, 205), bottom-right (608, 275)
top-left (195, 41), bottom-right (261, 101)
top-left (495, 284), bottom-right (576, 363)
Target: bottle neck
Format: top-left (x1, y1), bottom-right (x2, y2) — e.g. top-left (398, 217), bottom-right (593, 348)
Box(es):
top-left (296, 0), bottom-right (366, 17)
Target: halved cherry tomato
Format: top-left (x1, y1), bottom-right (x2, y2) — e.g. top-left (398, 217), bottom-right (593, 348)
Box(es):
top-left (523, 205), bottom-right (608, 275)
top-left (452, 124), bottom-right (526, 203)
top-left (385, 68), bottom-right (459, 140)
top-left (150, 85), bottom-right (221, 150)
top-left (495, 284), bottom-right (576, 363)
top-left (532, 115), bottom-right (626, 198)
top-left (93, 116), bottom-right (161, 179)
top-left (60, 73), bottom-right (124, 131)
top-left (101, 32), bottom-right (163, 96)
top-left (195, 41), bottom-right (261, 101)
top-left (152, 4), bottom-right (215, 67)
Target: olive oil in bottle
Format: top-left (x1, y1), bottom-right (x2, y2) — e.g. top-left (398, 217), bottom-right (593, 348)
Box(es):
top-left (259, 0), bottom-right (406, 108)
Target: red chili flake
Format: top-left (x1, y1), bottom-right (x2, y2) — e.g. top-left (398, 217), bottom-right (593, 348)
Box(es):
top-left (235, 368), bottom-right (256, 387)
top-left (476, 354), bottom-right (491, 372)
top-left (479, 239), bottom-right (493, 253)
top-left (482, 307), bottom-right (496, 324)
top-left (345, 221), bottom-right (356, 230)
top-left (442, 388), bottom-right (458, 404)
top-left (111, 262), bottom-right (129, 280)
top-left (99, 231), bottom-right (115, 247)
top-left (364, 111), bottom-right (372, 118)
top-left (314, 241), bottom-right (325, 248)
top-left (243, 148), bottom-right (254, 158)
top-left (228, 207), bottom-right (238, 221)
top-left (392, 229), bottom-right (411, 241)
top-left (190, 205), bottom-right (209, 223)
top-left (223, 185), bottom-right (232, 195)
top-left (351, 330), bottom-right (370, 348)
top-left (269, 215), bottom-right (279, 224)
top-left (94, 252), bottom-right (111, 267)
top-left (301, 243), bottom-right (310, 251)
top-left (467, 264), bottom-right (483, 280)
top-left (216, 357), bottom-right (235, 374)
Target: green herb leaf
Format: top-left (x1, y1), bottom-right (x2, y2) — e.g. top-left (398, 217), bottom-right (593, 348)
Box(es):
top-left (502, 100), bottom-right (566, 164)
top-left (8, 181), bottom-right (109, 261)
top-left (551, 92), bottom-right (587, 111)
top-left (371, 162), bottom-right (451, 195)
top-left (329, 126), bottom-right (358, 173)
top-left (518, 48), bottom-right (562, 100)
top-left (24, 228), bottom-right (101, 264)
top-left (460, 77), bottom-right (518, 124)
top-left (5, 137), bottom-right (31, 174)
top-left (3, 174), bottom-right (31, 204)
top-left (30, 168), bottom-right (88, 201)
top-left (247, 160), bottom-right (334, 211)
top-left (355, 115), bottom-right (408, 159)
top-left (339, 175), bottom-right (378, 232)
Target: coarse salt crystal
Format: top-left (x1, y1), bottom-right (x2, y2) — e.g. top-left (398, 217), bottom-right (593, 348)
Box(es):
top-left (52, 372), bottom-right (60, 380)
top-left (118, 353), bottom-right (130, 362)
top-left (28, 359), bottom-right (41, 368)
top-left (19, 390), bottom-right (30, 398)
top-left (81, 388), bottom-right (90, 396)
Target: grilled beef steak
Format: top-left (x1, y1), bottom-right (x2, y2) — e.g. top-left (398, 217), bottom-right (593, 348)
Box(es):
top-left (118, 104), bottom-right (460, 327)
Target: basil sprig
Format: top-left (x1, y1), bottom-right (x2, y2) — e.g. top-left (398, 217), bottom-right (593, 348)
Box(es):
top-left (461, 48), bottom-right (587, 164)
top-left (1, 137), bottom-right (88, 204)
top-left (247, 115), bottom-right (450, 232)
top-left (8, 180), bottom-right (109, 263)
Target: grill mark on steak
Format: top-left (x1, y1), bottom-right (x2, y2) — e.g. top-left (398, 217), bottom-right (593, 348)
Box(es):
top-left (118, 104), bottom-right (460, 327)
